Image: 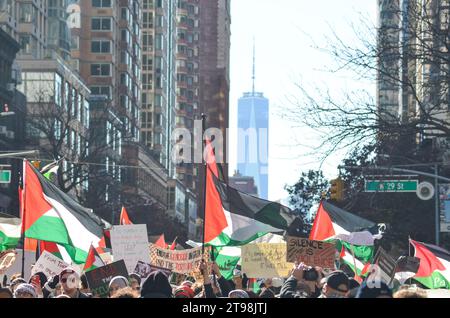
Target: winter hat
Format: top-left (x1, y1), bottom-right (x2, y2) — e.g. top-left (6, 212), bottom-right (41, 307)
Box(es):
top-left (271, 277), bottom-right (283, 288)
top-left (228, 289), bottom-right (249, 298)
top-left (180, 280), bottom-right (193, 288)
top-left (13, 283), bottom-right (37, 298)
top-left (141, 271), bottom-right (172, 298)
top-left (174, 285), bottom-right (195, 298)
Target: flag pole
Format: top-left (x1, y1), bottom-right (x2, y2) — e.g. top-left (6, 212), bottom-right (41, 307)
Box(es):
top-left (408, 236), bottom-right (411, 257)
top-left (20, 160), bottom-right (26, 278)
top-left (201, 113), bottom-right (207, 257)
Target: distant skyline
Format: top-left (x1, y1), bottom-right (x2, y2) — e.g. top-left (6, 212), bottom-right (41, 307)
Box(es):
top-left (228, 0), bottom-right (377, 201)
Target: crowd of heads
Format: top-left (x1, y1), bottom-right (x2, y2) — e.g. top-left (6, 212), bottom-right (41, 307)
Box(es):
top-left (0, 260), bottom-right (432, 299)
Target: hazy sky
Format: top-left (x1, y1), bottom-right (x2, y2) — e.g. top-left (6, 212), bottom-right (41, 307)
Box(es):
top-left (228, 0), bottom-right (378, 201)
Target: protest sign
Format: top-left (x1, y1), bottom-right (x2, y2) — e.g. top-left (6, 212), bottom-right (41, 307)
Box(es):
top-left (2, 249), bottom-right (35, 282)
top-left (286, 237), bottom-right (336, 269)
top-left (149, 243), bottom-right (210, 274)
top-left (134, 260), bottom-right (172, 278)
top-left (241, 243), bottom-right (293, 278)
top-left (31, 250), bottom-right (70, 279)
top-left (85, 260), bottom-right (129, 298)
top-left (110, 224), bottom-right (150, 273)
top-left (0, 251), bottom-right (16, 275)
top-left (368, 247), bottom-right (397, 284)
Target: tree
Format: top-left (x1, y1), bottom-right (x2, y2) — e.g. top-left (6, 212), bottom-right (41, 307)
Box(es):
top-left (285, 170), bottom-right (329, 236)
top-left (282, 0), bottom-right (450, 161)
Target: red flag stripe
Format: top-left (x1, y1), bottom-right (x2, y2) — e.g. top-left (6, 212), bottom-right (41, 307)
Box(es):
top-left (309, 201), bottom-right (336, 241)
top-left (119, 206), bottom-right (132, 225)
top-left (411, 240), bottom-right (446, 277)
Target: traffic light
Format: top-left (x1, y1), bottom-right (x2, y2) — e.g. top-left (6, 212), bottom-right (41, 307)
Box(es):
top-left (31, 161), bottom-right (41, 169)
top-left (330, 177), bottom-right (344, 202)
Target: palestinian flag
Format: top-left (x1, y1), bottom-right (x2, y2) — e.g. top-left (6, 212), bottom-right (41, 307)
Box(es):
top-left (22, 160), bottom-right (109, 264)
top-left (213, 246), bottom-right (241, 280)
top-left (0, 215), bottom-right (21, 252)
top-left (339, 245), bottom-right (371, 278)
top-left (154, 234), bottom-right (166, 248)
top-left (204, 141), bottom-right (296, 247)
top-left (36, 240), bottom-right (63, 261)
top-left (410, 240), bottom-right (450, 289)
top-left (310, 201), bottom-right (383, 261)
top-left (119, 206), bottom-right (132, 225)
top-left (83, 244), bottom-right (105, 272)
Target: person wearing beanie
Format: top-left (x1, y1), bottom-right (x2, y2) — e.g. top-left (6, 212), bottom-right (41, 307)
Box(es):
top-left (10, 278), bottom-right (27, 294)
top-left (141, 271), bottom-right (172, 298)
top-left (13, 283), bottom-right (37, 298)
top-left (174, 285), bottom-right (195, 298)
top-left (229, 289), bottom-right (249, 298)
top-left (109, 276), bottom-right (130, 297)
top-left (355, 279), bottom-right (393, 298)
top-left (318, 270), bottom-right (349, 298)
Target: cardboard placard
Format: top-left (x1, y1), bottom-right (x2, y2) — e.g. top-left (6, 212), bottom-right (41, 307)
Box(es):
top-left (286, 237), bottom-right (336, 269)
top-left (149, 243), bottom-right (210, 274)
top-left (134, 260), bottom-right (172, 279)
top-left (0, 251), bottom-right (16, 275)
top-left (241, 243), bottom-right (294, 278)
top-left (85, 260), bottom-right (129, 298)
top-left (368, 247), bottom-right (397, 284)
top-left (110, 224), bottom-right (150, 273)
top-left (31, 250), bottom-right (70, 279)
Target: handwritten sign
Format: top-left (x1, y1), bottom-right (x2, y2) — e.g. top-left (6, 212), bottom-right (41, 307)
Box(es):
top-left (286, 237), bottom-right (336, 269)
top-left (241, 243), bottom-right (294, 278)
top-left (110, 224), bottom-right (150, 273)
top-left (31, 250), bottom-right (70, 279)
top-left (149, 243), bottom-right (210, 274)
top-left (0, 251), bottom-right (16, 275)
top-left (85, 260), bottom-right (129, 298)
top-left (134, 260), bottom-right (172, 279)
top-left (368, 247), bottom-right (397, 285)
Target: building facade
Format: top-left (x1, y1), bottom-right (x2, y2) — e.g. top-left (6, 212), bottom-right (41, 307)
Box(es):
top-left (229, 170), bottom-right (258, 196)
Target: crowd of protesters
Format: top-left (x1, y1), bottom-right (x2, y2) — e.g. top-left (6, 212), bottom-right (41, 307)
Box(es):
top-left (0, 261), bottom-right (429, 298)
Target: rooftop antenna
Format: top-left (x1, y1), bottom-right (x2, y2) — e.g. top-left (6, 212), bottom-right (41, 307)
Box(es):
top-left (252, 37), bottom-right (256, 95)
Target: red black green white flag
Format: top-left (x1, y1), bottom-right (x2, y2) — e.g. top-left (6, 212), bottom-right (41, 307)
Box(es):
top-left (22, 160), bottom-right (109, 264)
top-left (119, 206), bottom-right (132, 225)
top-left (83, 243), bottom-right (105, 272)
top-left (411, 239), bottom-right (450, 289)
top-left (204, 141), bottom-right (296, 247)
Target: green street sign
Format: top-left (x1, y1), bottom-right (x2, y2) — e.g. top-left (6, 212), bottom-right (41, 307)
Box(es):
top-left (365, 180), bottom-right (418, 192)
top-left (0, 170), bottom-right (11, 183)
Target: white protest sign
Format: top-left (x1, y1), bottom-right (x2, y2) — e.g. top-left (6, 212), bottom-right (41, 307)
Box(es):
top-left (110, 224), bottom-right (150, 273)
top-left (31, 250), bottom-right (70, 279)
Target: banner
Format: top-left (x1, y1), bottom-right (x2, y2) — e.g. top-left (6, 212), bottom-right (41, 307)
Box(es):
top-left (134, 260), bottom-right (172, 279)
top-left (110, 224), bottom-right (150, 273)
top-left (439, 184), bottom-right (450, 232)
top-left (286, 237), bottom-right (336, 269)
top-left (149, 243), bottom-right (210, 274)
top-left (241, 243), bottom-right (293, 278)
top-left (31, 250), bottom-right (70, 279)
top-left (84, 260), bottom-right (129, 298)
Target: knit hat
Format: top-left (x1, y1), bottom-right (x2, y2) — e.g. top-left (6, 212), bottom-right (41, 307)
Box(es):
top-left (228, 289), bottom-right (249, 298)
top-left (13, 283), bottom-right (37, 298)
top-left (180, 280), bottom-right (193, 288)
top-left (174, 285), bottom-right (195, 298)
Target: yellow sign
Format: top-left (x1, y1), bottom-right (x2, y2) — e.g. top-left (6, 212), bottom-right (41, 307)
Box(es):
top-left (241, 243), bottom-right (294, 278)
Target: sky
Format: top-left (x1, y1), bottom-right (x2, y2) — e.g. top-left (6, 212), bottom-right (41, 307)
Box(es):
top-left (228, 0), bottom-right (378, 202)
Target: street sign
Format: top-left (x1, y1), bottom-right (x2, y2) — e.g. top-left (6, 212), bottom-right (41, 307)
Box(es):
top-left (0, 170), bottom-right (11, 183)
top-left (365, 179), bottom-right (418, 192)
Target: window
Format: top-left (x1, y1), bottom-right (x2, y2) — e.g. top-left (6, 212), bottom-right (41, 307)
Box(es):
top-left (54, 73), bottom-right (62, 107)
top-left (90, 86), bottom-right (111, 98)
top-left (91, 40), bottom-right (111, 53)
top-left (19, 3), bottom-right (33, 23)
top-left (92, 0), bottom-right (111, 8)
top-left (91, 64), bottom-right (111, 76)
top-left (91, 17), bottom-right (112, 31)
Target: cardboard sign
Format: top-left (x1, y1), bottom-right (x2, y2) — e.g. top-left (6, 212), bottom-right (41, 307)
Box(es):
top-left (31, 250), bottom-right (70, 279)
top-left (0, 251), bottom-right (16, 274)
top-left (286, 237), bottom-right (336, 269)
top-left (2, 249), bottom-right (35, 282)
top-left (134, 260), bottom-right (172, 279)
top-left (149, 243), bottom-right (210, 274)
top-left (85, 260), bottom-right (129, 298)
top-left (110, 224), bottom-right (150, 273)
top-left (241, 243), bottom-right (294, 278)
top-left (368, 247), bottom-right (397, 284)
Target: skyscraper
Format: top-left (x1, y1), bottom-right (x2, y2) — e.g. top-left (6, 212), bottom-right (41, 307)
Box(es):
top-left (237, 44), bottom-right (269, 200)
